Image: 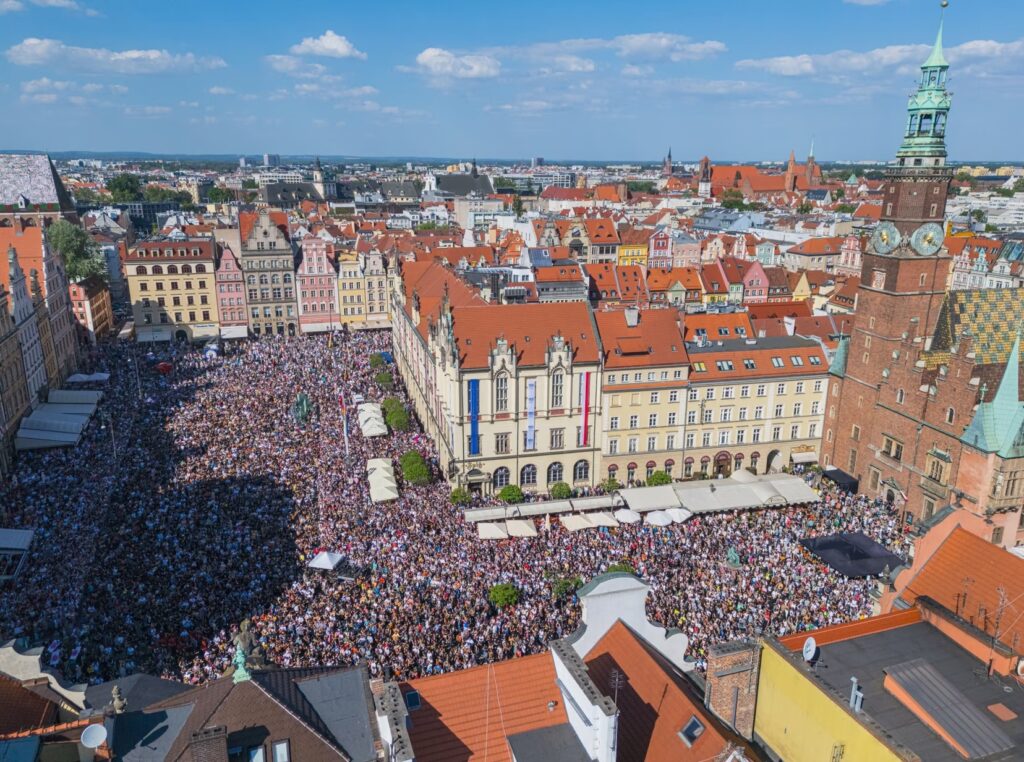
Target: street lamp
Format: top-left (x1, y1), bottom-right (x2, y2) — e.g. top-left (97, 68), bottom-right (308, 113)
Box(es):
top-left (99, 411), bottom-right (117, 460)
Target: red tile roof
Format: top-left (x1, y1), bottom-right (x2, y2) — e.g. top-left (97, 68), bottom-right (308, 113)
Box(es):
top-left (901, 528), bottom-right (1024, 651)
top-left (0, 226), bottom-right (45, 297)
top-left (0, 673), bottom-right (59, 735)
top-left (595, 309), bottom-right (687, 369)
top-left (584, 622), bottom-right (737, 761)
top-left (401, 653), bottom-right (568, 762)
top-left (681, 312), bottom-right (753, 342)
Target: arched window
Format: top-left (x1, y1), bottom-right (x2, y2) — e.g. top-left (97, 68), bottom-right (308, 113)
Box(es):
top-left (181, 264), bottom-right (192, 274)
top-left (195, 264), bottom-right (206, 273)
top-left (135, 265), bottom-right (147, 275)
top-left (271, 274), bottom-right (280, 285)
top-left (247, 275), bottom-right (256, 285)
top-left (896, 388), bottom-right (905, 404)
top-left (167, 264), bottom-right (178, 274)
top-left (283, 273), bottom-right (292, 284)
top-left (495, 375), bottom-right (509, 412)
top-left (547, 462), bottom-right (563, 483)
top-left (493, 467), bottom-right (510, 489)
top-left (573, 459), bottom-right (589, 482)
top-left (259, 275), bottom-right (269, 285)
top-left (151, 265), bottom-right (163, 275)
top-left (521, 464), bottom-right (537, 486)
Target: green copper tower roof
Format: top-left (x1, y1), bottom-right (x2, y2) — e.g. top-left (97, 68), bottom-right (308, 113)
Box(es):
top-left (961, 328), bottom-right (1024, 458)
top-left (923, 17), bottom-right (948, 69)
top-left (895, 12), bottom-right (952, 164)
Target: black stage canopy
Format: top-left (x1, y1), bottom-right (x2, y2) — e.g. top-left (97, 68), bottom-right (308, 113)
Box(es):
top-left (822, 467), bottom-right (858, 493)
top-left (800, 532), bottom-right (905, 578)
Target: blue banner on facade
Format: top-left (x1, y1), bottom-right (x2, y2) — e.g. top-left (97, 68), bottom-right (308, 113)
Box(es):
top-left (468, 379), bottom-right (480, 455)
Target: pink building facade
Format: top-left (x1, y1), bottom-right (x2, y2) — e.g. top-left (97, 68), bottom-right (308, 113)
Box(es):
top-left (298, 236), bottom-right (340, 334)
top-left (215, 245), bottom-right (248, 339)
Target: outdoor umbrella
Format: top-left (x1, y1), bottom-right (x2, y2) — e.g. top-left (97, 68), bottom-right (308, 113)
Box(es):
top-left (613, 508), bottom-right (641, 524)
top-left (645, 511), bottom-right (672, 527)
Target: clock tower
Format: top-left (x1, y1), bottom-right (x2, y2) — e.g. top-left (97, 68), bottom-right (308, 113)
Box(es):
top-left (857, 10), bottom-right (953, 338)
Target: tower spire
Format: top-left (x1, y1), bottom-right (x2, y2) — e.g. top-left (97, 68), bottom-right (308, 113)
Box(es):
top-left (924, 9), bottom-right (948, 69)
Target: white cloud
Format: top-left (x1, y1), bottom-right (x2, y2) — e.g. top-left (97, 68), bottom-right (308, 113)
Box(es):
top-left (110, 84), bottom-right (128, 94)
top-left (551, 55), bottom-right (594, 73)
top-left (124, 105), bottom-right (171, 116)
top-left (605, 33), bottom-right (726, 61)
top-left (648, 78), bottom-right (757, 95)
top-left (0, 0), bottom-right (24, 12)
top-left (737, 37), bottom-right (1024, 78)
top-left (30, 0), bottom-right (97, 13)
top-left (208, 86), bottom-right (234, 95)
top-left (289, 30), bottom-right (366, 60)
top-left (493, 99), bottom-right (555, 113)
top-left (621, 64), bottom-right (653, 77)
top-left (264, 54), bottom-right (333, 80)
top-left (20, 92), bottom-right (58, 103)
top-left (340, 85), bottom-right (377, 97)
top-left (21, 76), bottom-right (73, 92)
top-left (6, 37), bottom-right (225, 73)
top-left (294, 83), bottom-right (319, 94)
top-left (68, 95), bottom-right (87, 105)
top-left (412, 47), bottom-right (501, 81)
top-left (178, 100), bottom-right (199, 108)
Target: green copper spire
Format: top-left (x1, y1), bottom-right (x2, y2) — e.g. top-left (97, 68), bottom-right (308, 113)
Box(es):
top-left (962, 326), bottom-right (1024, 458)
top-left (923, 16), bottom-right (948, 68)
top-left (895, 9), bottom-right (952, 166)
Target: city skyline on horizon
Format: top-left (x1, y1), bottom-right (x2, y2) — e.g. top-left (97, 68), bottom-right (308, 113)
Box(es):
top-left (1, 1), bottom-right (1023, 161)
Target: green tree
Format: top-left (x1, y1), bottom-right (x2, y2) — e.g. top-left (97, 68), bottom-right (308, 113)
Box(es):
top-left (970, 209), bottom-right (987, 223)
top-left (607, 561), bottom-right (635, 574)
top-left (399, 450), bottom-right (431, 486)
top-left (450, 487), bottom-right (472, 506)
top-left (493, 177), bottom-right (515, 190)
top-left (600, 477), bottom-right (620, 492)
top-left (385, 405), bottom-right (411, 432)
top-left (646, 471), bottom-right (673, 487)
top-left (415, 221), bottom-right (446, 232)
top-left (375, 371), bottom-right (394, 389)
top-left (796, 202), bottom-right (814, 215)
top-left (720, 189), bottom-right (746, 210)
top-left (836, 203), bottom-right (858, 214)
top-left (207, 186), bottom-right (234, 203)
top-left (552, 575), bottom-right (582, 599)
top-left (106, 174), bottom-right (143, 203)
top-left (72, 187), bottom-right (104, 205)
top-left (512, 195), bottom-right (524, 219)
top-left (46, 220), bottom-right (107, 283)
top-left (498, 484), bottom-right (525, 504)
top-left (549, 482), bottom-right (571, 500)
top-left (242, 178), bottom-right (258, 190)
top-left (369, 353), bottom-right (386, 369)
top-left (488, 583), bottom-right (520, 608)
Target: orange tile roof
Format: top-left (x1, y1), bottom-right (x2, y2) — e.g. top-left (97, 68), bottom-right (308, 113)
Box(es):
top-left (595, 309), bottom-right (687, 369)
top-left (645, 267), bottom-right (702, 293)
top-left (535, 264), bottom-right (584, 283)
top-left (585, 622), bottom-right (736, 761)
top-left (681, 312), bottom-right (753, 342)
top-left (583, 218), bottom-right (620, 244)
top-left (853, 203), bottom-right (882, 220)
top-left (239, 210), bottom-right (289, 242)
top-left (687, 340), bottom-right (828, 381)
top-left (787, 236), bottom-right (844, 256)
top-left (778, 609), bottom-right (923, 650)
top-left (401, 653), bottom-right (567, 762)
top-left (901, 528), bottom-right (1024, 652)
top-left (745, 301), bottom-right (812, 320)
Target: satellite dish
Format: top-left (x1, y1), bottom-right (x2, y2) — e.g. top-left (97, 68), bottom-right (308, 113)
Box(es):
top-left (802, 637), bottom-right (818, 663)
top-left (81, 724), bottom-right (108, 749)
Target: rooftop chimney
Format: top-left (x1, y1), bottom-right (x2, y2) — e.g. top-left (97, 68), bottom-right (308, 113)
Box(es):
top-left (189, 726), bottom-right (229, 762)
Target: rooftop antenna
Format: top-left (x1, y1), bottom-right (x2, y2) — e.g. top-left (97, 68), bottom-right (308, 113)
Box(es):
top-left (610, 668), bottom-right (626, 706)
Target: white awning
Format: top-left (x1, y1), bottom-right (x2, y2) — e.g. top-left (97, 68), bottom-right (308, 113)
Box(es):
top-left (48, 389), bottom-right (103, 404)
top-left (613, 508), bottom-right (642, 524)
top-left (358, 403), bottom-right (388, 438)
top-left (666, 508), bottom-right (693, 524)
top-left (618, 485), bottom-right (680, 513)
top-left (307, 551), bottom-right (344, 570)
top-left (477, 522), bottom-right (509, 540)
top-left (367, 458), bottom-right (399, 502)
top-left (0, 528), bottom-right (34, 551)
top-left (220, 325), bottom-right (249, 339)
top-left (589, 512), bottom-right (619, 527)
top-left (505, 518), bottom-right (538, 537)
top-left (791, 451), bottom-right (819, 464)
top-left (560, 514), bottom-right (594, 532)
top-left (66, 372), bottom-right (110, 384)
top-left (645, 510), bottom-right (673, 527)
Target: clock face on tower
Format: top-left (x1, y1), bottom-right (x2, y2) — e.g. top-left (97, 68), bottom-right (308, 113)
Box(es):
top-left (871, 221), bottom-right (902, 255)
top-left (910, 222), bottom-right (944, 256)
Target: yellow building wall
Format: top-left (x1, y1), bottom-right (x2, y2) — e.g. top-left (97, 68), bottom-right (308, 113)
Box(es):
top-left (754, 645), bottom-right (904, 762)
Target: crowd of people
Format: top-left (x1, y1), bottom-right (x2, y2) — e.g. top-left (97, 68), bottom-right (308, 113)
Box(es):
top-left (0, 331), bottom-right (910, 686)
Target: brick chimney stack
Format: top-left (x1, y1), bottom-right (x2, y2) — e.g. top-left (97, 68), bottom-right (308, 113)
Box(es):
top-left (704, 640), bottom-right (761, 740)
top-left (189, 726), bottom-right (229, 762)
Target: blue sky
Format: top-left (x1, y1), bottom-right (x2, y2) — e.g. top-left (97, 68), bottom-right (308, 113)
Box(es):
top-left (1, 0), bottom-right (1022, 161)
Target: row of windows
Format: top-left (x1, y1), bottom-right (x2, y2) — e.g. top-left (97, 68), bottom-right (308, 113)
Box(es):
top-left (137, 280), bottom-right (208, 292)
top-left (134, 263), bottom-right (207, 275)
top-left (691, 355), bottom-right (821, 373)
top-left (247, 288), bottom-right (294, 302)
top-left (133, 248), bottom-right (204, 259)
top-left (246, 274), bottom-right (293, 286)
top-left (218, 282), bottom-right (243, 293)
top-left (606, 370), bottom-right (684, 384)
top-left (687, 380), bottom-right (824, 400)
top-left (492, 459), bottom-right (590, 488)
top-left (250, 306), bottom-right (296, 319)
top-left (685, 401), bottom-right (821, 424)
top-left (679, 422), bottom-right (818, 448)
top-left (610, 412), bottom-right (679, 429)
top-left (141, 310), bottom-right (212, 325)
top-left (243, 259), bottom-right (291, 269)
top-left (607, 434), bottom-right (677, 454)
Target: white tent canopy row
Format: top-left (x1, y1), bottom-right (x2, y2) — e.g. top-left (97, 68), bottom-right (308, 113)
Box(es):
top-left (367, 458), bottom-right (399, 502)
top-left (357, 403), bottom-right (388, 438)
top-left (15, 388), bottom-right (104, 452)
top-left (464, 472), bottom-right (816, 529)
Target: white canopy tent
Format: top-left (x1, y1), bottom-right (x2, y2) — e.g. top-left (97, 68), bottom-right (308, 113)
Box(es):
top-left (505, 519), bottom-right (539, 538)
top-left (560, 514), bottom-right (594, 532)
top-left (589, 512), bottom-right (619, 528)
top-left (307, 551), bottom-right (344, 570)
top-left (667, 508), bottom-right (693, 524)
top-left (645, 511), bottom-right (673, 527)
top-left (367, 458), bottom-right (399, 502)
top-left (477, 522), bottom-right (509, 540)
top-left (357, 403), bottom-right (388, 438)
top-left (614, 509), bottom-right (641, 524)
top-left (65, 372), bottom-right (110, 384)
